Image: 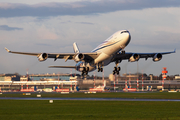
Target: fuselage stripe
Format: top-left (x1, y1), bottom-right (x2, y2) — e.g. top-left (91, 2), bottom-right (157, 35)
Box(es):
top-left (92, 39), bottom-right (121, 52)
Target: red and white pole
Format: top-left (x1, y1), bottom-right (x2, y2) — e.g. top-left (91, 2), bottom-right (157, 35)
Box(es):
top-left (129, 73), bottom-right (131, 88)
top-left (74, 72), bottom-right (76, 91)
top-left (58, 73), bottom-right (59, 89)
top-left (162, 67), bottom-right (168, 91)
top-left (114, 75), bottom-right (116, 91)
top-left (137, 78), bottom-right (139, 90)
top-left (21, 83), bottom-right (23, 90)
top-left (142, 74), bottom-right (144, 91)
top-left (70, 69), bottom-right (72, 91)
top-left (125, 79), bottom-right (128, 91)
top-left (94, 72), bottom-right (95, 88)
top-left (9, 83), bottom-right (10, 92)
top-left (26, 69), bottom-right (28, 89)
top-left (102, 70), bottom-right (104, 87)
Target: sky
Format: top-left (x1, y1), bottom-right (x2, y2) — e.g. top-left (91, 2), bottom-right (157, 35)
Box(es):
top-left (0, 0), bottom-right (180, 76)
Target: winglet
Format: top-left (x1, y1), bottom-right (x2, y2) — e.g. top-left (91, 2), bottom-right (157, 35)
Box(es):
top-left (174, 48), bottom-right (176, 53)
top-left (5, 47), bottom-right (11, 53)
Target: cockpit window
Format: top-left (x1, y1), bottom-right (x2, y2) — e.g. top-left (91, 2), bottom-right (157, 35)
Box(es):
top-left (121, 31), bottom-right (129, 34)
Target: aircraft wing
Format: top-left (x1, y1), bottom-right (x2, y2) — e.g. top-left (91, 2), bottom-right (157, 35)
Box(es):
top-left (5, 47), bottom-right (99, 62)
top-left (112, 49), bottom-right (176, 62)
top-left (49, 66), bottom-right (77, 68)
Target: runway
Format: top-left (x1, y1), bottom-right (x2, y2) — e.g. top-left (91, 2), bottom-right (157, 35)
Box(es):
top-left (0, 97), bottom-right (180, 101)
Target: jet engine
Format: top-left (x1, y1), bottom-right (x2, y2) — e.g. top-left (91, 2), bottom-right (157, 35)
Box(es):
top-left (38, 53), bottom-right (48, 62)
top-left (129, 54), bottom-right (140, 62)
top-left (153, 53), bottom-right (162, 62)
top-left (74, 53), bottom-right (84, 62)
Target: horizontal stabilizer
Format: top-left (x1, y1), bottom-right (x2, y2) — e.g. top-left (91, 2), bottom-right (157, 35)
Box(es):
top-left (5, 47), bottom-right (10, 53)
top-left (49, 66), bottom-right (76, 68)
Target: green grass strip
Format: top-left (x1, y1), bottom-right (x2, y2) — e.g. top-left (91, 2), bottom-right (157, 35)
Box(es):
top-left (0, 100), bottom-right (180, 120)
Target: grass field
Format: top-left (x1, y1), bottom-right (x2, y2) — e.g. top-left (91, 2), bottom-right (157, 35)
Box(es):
top-left (0, 100), bottom-right (180, 120)
top-left (0, 92), bottom-right (180, 120)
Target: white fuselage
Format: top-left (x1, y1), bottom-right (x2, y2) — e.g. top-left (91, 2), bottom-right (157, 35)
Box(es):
top-left (76, 30), bottom-right (131, 72)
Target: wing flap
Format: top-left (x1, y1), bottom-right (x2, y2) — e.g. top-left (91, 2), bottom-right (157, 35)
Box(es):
top-left (112, 49), bottom-right (176, 62)
top-left (49, 66), bottom-right (76, 68)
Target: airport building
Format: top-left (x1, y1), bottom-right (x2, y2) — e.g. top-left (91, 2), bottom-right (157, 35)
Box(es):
top-left (0, 74), bottom-right (21, 81)
top-left (0, 72), bottom-right (180, 92)
top-left (0, 73), bottom-right (80, 81)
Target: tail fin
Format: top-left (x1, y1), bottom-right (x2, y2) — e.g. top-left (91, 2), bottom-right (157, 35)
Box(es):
top-left (73, 42), bottom-right (80, 53)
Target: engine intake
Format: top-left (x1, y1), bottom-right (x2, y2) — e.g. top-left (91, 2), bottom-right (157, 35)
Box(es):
top-left (74, 53), bottom-right (84, 62)
top-left (129, 54), bottom-right (140, 62)
top-left (38, 53), bottom-right (48, 62)
top-left (153, 53), bottom-right (162, 62)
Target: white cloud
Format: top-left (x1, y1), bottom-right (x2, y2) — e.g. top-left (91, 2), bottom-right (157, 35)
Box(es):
top-left (1, 0), bottom-right (180, 18)
top-left (36, 25), bottom-right (58, 40)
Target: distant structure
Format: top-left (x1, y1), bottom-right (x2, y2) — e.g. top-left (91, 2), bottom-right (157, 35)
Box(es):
top-left (0, 73), bottom-right (80, 81)
top-left (109, 73), bottom-right (150, 81)
top-left (30, 73), bottom-right (80, 81)
top-left (0, 74), bottom-right (20, 81)
top-left (162, 67), bottom-right (168, 91)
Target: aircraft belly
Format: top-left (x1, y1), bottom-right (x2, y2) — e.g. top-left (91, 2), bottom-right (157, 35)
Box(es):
top-left (76, 62), bottom-right (96, 72)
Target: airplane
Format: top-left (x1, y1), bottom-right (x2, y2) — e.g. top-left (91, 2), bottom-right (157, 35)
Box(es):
top-left (5, 30), bottom-right (175, 76)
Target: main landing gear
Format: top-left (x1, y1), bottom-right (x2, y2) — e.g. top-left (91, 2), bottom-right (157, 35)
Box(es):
top-left (113, 60), bottom-right (121, 75)
top-left (97, 62), bottom-right (103, 72)
top-left (81, 67), bottom-right (89, 76)
top-left (113, 67), bottom-right (121, 75)
top-left (98, 68), bottom-right (103, 72)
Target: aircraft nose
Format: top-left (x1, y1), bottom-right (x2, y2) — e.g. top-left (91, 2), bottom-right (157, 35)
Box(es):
top-left (124, 32), bottom-right (131, 46)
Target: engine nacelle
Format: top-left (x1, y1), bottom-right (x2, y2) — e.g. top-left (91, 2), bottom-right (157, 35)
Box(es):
top-left (153, 53), bottom-right (162, 62)
top-left (129, 54), bottom-right (140, 62)
top-left (38, 53), bottom-right (48, 62)
top-left (74, 53), bottom-right (84, 62)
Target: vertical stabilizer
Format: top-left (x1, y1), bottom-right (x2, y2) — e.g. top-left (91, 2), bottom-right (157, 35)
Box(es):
top-left (73, 42), bottom-right (80, 53)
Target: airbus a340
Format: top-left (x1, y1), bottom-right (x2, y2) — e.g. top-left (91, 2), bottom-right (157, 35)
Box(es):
top-left (5, 30), bottom-right (175, 75)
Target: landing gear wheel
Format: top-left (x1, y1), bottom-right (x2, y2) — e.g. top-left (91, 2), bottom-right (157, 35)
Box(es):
top-left (86, 67), bottom-right (89, 72)
top-left (121, 50), bottom-right (125, 54)
top-left (82, 67), bottom-right (89, 76)
top-left (83, 67), bottom-right (86, 71)
top-left (113, 67), bottom-right (121, 75)
top-left (81, 72), bottom-right (84, 76)
top-left (117, 67), bottom-right (121, 71)
top-left (114, 67), bottom-right (117, 71)
top-left (98, 68), bottom-right (100, 72)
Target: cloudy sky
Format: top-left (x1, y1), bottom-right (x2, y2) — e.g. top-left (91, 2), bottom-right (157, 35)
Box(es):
top-left (0, 0), bottom-right (180, 76)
